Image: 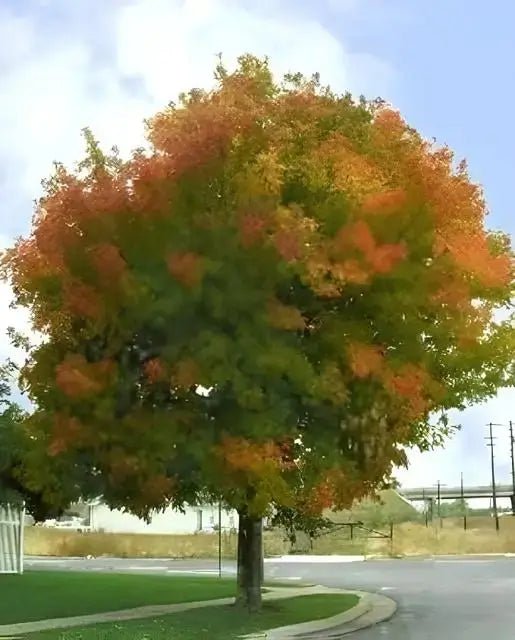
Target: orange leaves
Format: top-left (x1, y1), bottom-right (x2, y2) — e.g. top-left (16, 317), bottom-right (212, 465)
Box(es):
top-left (347, 220), bottom-right (376, 255)
top-left (347, 342), bottom-right (384, 378)
top-left (347, 343), bottom-right (434, 420)
top-left (90, 243), bottom-right (126, 281)
top-left (368, 243), bottom-right (407, 274)
top-left (2, 238), bottom-right (56, 286)
top-left (172, 358), bottom-right (200, 389)
top-left (239, 213), bottom-right (267, 248)
top-left (108, 454), bottom-right (140, 482)
top-left (333, 260), bottom-right (370, 285)
top-left (304, 469), bottom-right (359, 515)
top-left (56, 354), bottom-right (115, 399)
top-left (431, 278), bottom-right (471, 310)
top-left (267, 299), bottom-right (306, 331)
top-left (273, 229), bottom-right (302, 262)
top-left (315, 133), bottom-right (386, 201)
top-left (383, 364), bottom-right (431, 419)
top-left (361, 189), bottom-right (407, 215)
top-left (371, 107), bottom-right (406, 139)
top-left (144, 357), bottom-right (199, 388)
top-left (166, 251), bottom-right (204, 288)
top-left (47, 414), bottom-right (84, 457)
top-left (216, 437), bottom-right (293, 482)
top-left (213, 437), bottom-right (295, 516)
top-left (140, 474), bottom-right (175, 506)
top-left (442, 231), bottom-right (512, 288)
top-left (143, 358), bottom-right (167, 384)
top-left (334, 220), bottom-right (406, 277)
top-left (305, 480), bottom-right (335, 515)
top-left (270, 205), bottom-right (317, 264)
top-left (365, 106), bottom-right (512, 293)
top-left (145, 73), bottom-right (264, 180)
top-left (63, 282), bottom-right (102, 320)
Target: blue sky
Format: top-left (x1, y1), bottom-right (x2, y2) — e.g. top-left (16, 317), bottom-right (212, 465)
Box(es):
top-left (0, 0), bottom-right (513, 493)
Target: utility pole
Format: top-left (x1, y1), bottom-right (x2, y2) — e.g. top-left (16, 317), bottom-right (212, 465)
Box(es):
top-left (437, 480), bottom-right (441, 522)
top-left (510, 421), bottom-right (515, 515)
top-left (460, 472), bottom-right (467, 530)
top-left (433, 480), bottom-right (446, 527)
top-left (485, 423), bottom-right (500, 532)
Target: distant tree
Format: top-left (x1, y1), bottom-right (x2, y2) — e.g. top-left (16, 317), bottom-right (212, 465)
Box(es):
top-left (2, 55), bottom-right (513, 611)
top-left (438, 499), bottom-right (469, 517)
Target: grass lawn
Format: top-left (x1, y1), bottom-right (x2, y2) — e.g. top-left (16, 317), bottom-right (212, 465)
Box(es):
top-left (28, 594), bottom-right (360, 639)
top-left (0, 571), bottom-right (236, 625)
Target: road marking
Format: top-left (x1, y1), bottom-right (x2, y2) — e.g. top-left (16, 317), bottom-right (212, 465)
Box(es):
top-left (265, 555), bottom-right (365, 564)
top-left (127, 566), bottom-right (166, 571)
top-left (167, 569), bottom-right (216, 574)
top-left (434, 560), bottom-right (492, 564)
top-left (166, 569), bottom-right (237, 575)
top-left (380, 586), bottom-right (396, 591)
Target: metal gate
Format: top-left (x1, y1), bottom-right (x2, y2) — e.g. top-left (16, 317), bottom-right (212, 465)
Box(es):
top-left (0, 503), bottom-right (24, 574)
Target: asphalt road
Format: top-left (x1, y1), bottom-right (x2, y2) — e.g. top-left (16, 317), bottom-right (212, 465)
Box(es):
top-left (26, 555), bottom-right (515, 638)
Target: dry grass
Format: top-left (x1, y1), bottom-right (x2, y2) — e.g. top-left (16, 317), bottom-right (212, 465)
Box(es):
top-left (25, 515), bottom-right (515, 559)
top-left (368, 516), bottom-right (515, 557)
top-left (25, 527), bottom-right (290, 559)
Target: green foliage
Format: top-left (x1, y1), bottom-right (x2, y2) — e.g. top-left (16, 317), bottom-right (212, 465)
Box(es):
top-left (437, 499), bottom-right (468, 518)
top-left (271, 506), bottom-right (334, 544)
top-left (329, 490), bottom-right (420, 528)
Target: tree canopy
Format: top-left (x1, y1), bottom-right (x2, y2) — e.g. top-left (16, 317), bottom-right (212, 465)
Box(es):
top-left (1, 54), bottom-right (513, 531)
top-left (0, 361), bottom-right (68, 520)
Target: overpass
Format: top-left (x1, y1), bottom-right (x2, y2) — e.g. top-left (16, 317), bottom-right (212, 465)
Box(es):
top-left (400, 484), bottom-right (515, 501)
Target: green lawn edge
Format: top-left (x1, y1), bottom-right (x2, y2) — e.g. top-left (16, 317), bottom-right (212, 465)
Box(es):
top-left (27, 594), bottom-right (360, 639)
top-left (0, 571), bottom-right (236, 625)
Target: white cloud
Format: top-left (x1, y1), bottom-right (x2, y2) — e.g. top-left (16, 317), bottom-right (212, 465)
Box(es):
top-left (0, 0), bottom-right (396, 217)
top-left (0, 0), bottom-right (396, 366)
top-left (115, 0), bottom-right (395, 106)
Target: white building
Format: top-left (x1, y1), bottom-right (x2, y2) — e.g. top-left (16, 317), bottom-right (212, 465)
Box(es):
top-left (87, 501), bottom-right (238, 535)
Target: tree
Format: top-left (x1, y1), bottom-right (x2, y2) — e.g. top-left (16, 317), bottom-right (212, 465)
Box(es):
top-left (0, 361), bottom-right (69, 521)
top-left (438, 499), bottom-right (469, 518)
top-left (2, 55), bottom-right (513, 611)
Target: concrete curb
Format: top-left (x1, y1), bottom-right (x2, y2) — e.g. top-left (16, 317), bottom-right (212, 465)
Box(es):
top-left (243, 586), bottom-right (397, 639)
top-left (0, 585), bottom-right (393, 637)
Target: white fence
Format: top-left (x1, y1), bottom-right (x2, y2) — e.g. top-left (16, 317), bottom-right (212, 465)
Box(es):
top-left (0, 503), bottom-right (24, 574)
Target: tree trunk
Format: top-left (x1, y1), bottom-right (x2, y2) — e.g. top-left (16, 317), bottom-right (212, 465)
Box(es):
top-left (235, 506), bottom-right (263, 612)
top-left (235, 507), bottom-right (248, 607)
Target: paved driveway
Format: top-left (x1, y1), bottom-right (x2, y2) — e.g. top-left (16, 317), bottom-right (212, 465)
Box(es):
top-left (26, 555), bottom-right (515, 638)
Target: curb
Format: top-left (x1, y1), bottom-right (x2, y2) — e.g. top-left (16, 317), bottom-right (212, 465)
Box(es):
top-left (244, 587), bottom-right (397, 639)
top-left (264, 555), bottom-right (365, 564)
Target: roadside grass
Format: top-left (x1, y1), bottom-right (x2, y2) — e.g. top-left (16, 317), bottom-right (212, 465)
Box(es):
top-left (24, 526), bottom-right (365, 559)
top-left (24, 515), bottom-right (515, 562)
top-left (0, 571), bottom-right (236, 625)
top-left (27, 594), bottom-right (360, 639)
top-left (382, 518), bottom-right (515, 557)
